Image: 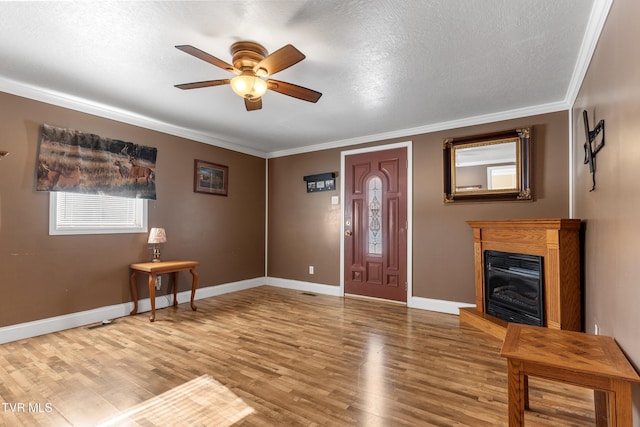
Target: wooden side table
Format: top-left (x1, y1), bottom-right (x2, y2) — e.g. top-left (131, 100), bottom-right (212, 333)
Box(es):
top-left (129, 260), bottom-right (199, 322)
top-left (500, 323), bottom-right (640, 426)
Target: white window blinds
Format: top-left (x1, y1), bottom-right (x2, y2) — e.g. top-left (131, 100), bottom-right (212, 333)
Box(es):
top-left (49, 192), bottom-right (147, 235)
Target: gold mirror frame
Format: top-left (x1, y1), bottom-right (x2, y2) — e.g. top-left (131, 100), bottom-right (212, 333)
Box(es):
top-left (443, 128), bottom-right (532, 203)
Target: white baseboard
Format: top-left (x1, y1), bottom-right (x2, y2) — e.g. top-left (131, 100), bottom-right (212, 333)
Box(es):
top-left (408, 296), bottom-right (475, 315)
top-left (0, 277), bottom-right (265, 344)
top-left (265, 277), bottom-right (342, 296)
top-left (0, 276), bottom-right (473, 344)
top-left (194, 277), bottom-right (264, 299)
top-left (265, 277), bottom-right (474, 315)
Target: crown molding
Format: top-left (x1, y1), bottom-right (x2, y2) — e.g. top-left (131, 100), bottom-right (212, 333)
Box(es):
top-left (0, 74), bottom-right (570, 161)
top-left (266, 101), bottom-right (569, 158)
top-left (0, 76), bottom-right (269, 158)
top-left (564, 0), bottom-right (614, 107)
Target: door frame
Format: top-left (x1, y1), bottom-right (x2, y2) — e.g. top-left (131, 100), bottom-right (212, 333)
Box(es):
top-left (340, 141), bottom-right (413, 301)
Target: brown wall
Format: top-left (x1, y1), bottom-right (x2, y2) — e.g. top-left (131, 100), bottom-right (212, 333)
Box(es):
top-left (269, 111), bottom-right (570, 303)
top-left (268, 149), bottom-right (342, 285)
top-left (572, 0), bottom-right (640, 411)
top-left (0, 91), bottom-right (266, 327)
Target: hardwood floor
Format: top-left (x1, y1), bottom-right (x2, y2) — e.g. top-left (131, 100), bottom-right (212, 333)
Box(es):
top-left (0, 286), bottom-right (595, 426)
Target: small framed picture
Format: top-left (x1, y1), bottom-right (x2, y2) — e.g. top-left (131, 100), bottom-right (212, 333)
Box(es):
top-left (303, 172), bottom-right (336, 193)
top-left (194, 159), bottom-right (228, 196)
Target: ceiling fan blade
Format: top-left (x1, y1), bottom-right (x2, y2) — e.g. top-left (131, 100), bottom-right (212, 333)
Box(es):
top-left (245, 97), bottom-right (262, 111)
top-left (267, 79), bottom-right (322, 103)
top-left (175, 45), bottom-right (239, 74)
top-left (175, 79), bottom-right (230, 90)
top-left (255, 44), bottom-right (305, 76)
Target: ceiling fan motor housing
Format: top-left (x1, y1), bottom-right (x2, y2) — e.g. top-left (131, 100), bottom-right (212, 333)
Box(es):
top-left (230, 41), bottom-right (268, 72)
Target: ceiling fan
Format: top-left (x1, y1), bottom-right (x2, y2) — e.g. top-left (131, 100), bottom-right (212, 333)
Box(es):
top-left (174, 41), bottom-right (322, 111)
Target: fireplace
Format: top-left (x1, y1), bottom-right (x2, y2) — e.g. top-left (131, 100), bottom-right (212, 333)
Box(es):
top-left (461, 219), bottom-right (582, 338)
top-left (484, 250), bottom-right (544, 326)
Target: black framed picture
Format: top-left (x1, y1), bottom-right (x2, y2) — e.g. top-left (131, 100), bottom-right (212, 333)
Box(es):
top-left (194, 159), bottom-right (228, 196)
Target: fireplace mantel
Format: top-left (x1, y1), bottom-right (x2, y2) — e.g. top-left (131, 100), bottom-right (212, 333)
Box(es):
top-left (461, 218), bottom-right (582, 338)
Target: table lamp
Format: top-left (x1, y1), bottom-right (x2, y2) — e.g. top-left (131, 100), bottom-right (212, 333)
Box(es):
top-left (148, 227), bottom-right (167, 262)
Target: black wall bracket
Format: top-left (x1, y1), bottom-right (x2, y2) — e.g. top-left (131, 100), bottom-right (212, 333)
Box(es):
top-left (583, 110), bottom-right (605, 192)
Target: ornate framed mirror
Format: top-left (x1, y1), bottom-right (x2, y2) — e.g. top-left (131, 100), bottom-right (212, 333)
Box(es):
top-left (443, 128), bottom-right (531, 203)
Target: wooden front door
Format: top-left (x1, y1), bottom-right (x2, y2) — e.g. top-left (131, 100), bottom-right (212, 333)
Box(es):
top-left (344, 147), bottom-right (407, 302)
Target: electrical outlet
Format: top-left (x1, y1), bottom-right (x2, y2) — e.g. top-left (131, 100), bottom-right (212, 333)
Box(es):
top-left (155, 276), bottom-right (161, 290)
top-left (308, 266), bottom-right (314, 275)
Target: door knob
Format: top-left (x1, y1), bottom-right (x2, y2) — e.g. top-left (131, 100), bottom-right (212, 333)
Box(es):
top-left (345, 230), bottom-right (352, 236)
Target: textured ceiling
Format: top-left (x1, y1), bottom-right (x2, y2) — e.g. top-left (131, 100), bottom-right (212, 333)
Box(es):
top-left (0, 1), bottom-right (607, 157)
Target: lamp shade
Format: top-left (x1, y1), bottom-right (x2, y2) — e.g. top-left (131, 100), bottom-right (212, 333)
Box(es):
top-left (230, 73), bottom-right (267, 100)
top-left (148, 227), bottom-right (167, 244)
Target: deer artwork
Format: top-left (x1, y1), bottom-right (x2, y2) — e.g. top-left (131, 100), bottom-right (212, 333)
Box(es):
top-left (37, 161), bottom-right (60, 188)
top-left (37, 161), bottom-right (81, 189)
top-left (55, 165), bottom-right (82, 189)
top-left (114, 144), bottom-right (154, 185)
top-left (113, 159), bottom-right (128, 177)
top-left (129, 161), bottom-right (154, 185)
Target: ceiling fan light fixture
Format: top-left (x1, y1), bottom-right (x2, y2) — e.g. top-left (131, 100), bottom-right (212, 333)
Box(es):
top-left (175, 42), bottom-right (322, 111)
top-left (230, 73), bottom-right (267, 100)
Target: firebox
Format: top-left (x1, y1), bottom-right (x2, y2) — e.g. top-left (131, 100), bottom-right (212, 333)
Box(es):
top-left (484, 250), bottom-right (544, 326)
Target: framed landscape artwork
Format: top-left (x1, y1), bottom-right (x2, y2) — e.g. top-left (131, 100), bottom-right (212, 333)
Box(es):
top-left (194, 159), bottom-right (228, 196)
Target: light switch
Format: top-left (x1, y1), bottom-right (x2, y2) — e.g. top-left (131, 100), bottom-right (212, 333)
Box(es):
top-left (331, 195), bottom-right (339, 205)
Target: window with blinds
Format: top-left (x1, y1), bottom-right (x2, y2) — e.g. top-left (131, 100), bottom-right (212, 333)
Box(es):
top-left (49, 192), bottom-right (148, 235)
